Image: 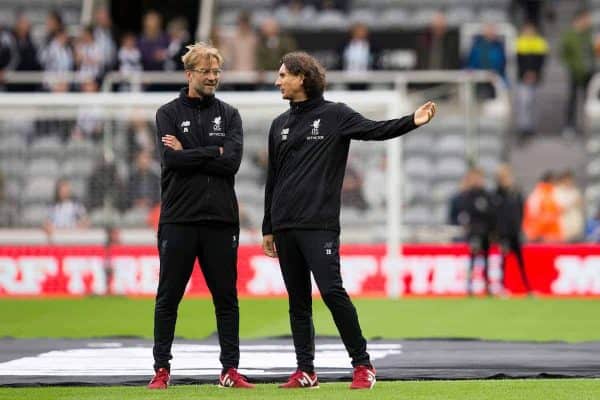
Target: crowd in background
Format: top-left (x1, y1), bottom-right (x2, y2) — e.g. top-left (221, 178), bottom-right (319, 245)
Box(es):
top-left (1, 1), bottom-right (600, 245)
top-left (448, 165), bottom-right (587, 243)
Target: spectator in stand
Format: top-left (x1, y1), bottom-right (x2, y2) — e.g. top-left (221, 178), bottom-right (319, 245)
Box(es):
top-left (554, 170), bottom-right (583, 242)
top-left (44, 178), bottom-right (89, 232)
top-left (88, 157), bottom-right (127, 213)
top-left (252, 149), bottom-right (269, 185)
top-left (275, 0), bottom-right (349, 12)
top-left (164, 17), bottom-right (190, 71)
top-left (126, 111), bottom-right (156, 163)
top-left (466, 23), bottom-right (507, 99)
top-left (523, 171), bottom-right (562, 242)
top-left (560, 9), bottom-right (594, 138)
top-left (39, 28), bottom-right (73, 92)
top-left (118, 32), bottom-right (142, 91)
top-left (12, 12), bottom-right (41, 75)
top-left (0, 171), bottom-right (17, 227)
top-left (341, 164), bottom-right (368, 210)
top-left (256, 18), bottom-right (296, 72)
top-left (127, 150), bottom-right (160, 209)
top-left (138, 10), bottom-right (169, 71)
top-left (0, 25), bottom-right (17, 90)
top-left (417, 11), bottom-right (460, 70)
top-left (515, 22), bottom-right (548, 139)
top-left (221, 11), bottom-right (257, 74)
top-left (43, 10), bottom-right (64, 46)
top-left (340, 23), bottom-right (378, 72)
top-left (92, 6), bottom-right (117, 75)
top-left (363, 156), bottom-right (386, 210)
top-left (513, 0), bottom-right (544, 29)
top-left (74, 25), bottom-right (102, 85)
top-left (71, 79), bottom-right (104, 140)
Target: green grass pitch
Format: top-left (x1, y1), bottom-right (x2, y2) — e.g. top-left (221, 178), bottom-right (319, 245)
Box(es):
top-left (0, 297), bottom-right (599, 399)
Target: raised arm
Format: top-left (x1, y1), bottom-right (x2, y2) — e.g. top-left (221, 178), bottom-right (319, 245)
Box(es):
top-left (338, 101), bottom-right (436, 141)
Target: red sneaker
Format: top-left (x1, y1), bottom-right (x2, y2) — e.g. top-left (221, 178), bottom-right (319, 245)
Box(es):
top-left (218, 368), bottom-right (255, 388)
top-left (350, 365), bottom-right (376, 389)
top-left (279, 369), bottom-right (319, 389)
top-left (147, 368), bottom-right (170, 389)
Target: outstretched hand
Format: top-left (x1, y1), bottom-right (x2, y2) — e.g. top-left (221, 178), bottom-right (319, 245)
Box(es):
top-left (413, 101), bottom-right (437, 126)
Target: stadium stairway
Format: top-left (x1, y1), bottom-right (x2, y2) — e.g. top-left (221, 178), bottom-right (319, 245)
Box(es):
top-left (509, 0), bottom-right (586, 193)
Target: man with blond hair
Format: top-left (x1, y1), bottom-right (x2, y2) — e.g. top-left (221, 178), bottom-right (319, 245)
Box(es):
top-left (148, 42), bottom-right (252, 389)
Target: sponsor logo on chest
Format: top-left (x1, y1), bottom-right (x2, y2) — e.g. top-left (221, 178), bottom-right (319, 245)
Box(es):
top-left (181, 120), bottom-right (191, 133)
top-left (281, 128), bottom-right (289, 141)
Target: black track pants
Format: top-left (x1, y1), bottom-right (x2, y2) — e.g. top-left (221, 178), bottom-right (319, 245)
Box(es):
top-left (153, 223), bottom-right (240, 371)
top-left (274, 229), bottom-right (370, 372)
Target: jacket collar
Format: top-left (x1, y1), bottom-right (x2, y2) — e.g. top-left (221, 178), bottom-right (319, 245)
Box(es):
top-left (179, 87), bottom-right (216, 109)
top-left (289, 96), bottom-right (325, 114)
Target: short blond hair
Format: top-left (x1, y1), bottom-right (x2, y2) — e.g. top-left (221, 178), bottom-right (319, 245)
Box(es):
top-left (181, 42), bottom-right (223, 70)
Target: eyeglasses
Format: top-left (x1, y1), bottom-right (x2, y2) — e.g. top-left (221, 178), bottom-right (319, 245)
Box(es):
top-left (188, 68), bottom-right (222, 76)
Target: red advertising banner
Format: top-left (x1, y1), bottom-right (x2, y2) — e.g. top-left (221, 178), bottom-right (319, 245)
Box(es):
top-left (0, 244), bottom-right (599, 297)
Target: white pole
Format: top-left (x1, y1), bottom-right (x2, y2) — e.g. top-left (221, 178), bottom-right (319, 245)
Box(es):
top-left (386, 85), bottom-right (404, 298)
top-left (197, 0), bottom-right (215, 42)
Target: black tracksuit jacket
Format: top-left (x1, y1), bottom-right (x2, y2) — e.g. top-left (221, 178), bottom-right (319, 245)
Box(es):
top-left (155, 88), bottom-right (243, 225)
top-left (493, 186), bottom-right (524, 238)
top-left (262, 96), bottom-right (417, 235)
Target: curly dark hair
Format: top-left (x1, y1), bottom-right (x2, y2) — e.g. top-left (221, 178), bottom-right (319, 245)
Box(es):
top-left (280, 52), bottom-right (326, 99)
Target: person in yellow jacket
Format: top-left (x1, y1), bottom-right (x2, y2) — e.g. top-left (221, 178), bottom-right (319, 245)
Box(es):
top-left (515, 22), bottom-right (549, 139)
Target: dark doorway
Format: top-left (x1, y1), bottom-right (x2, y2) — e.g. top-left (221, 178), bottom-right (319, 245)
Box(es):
top-left (110, 0), bottom-right (200, 40)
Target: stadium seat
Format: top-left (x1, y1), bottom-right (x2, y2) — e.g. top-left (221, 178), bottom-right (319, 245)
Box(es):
top-left (432, 180), bottom-right (460, 204)
top-left (446, 7), bottom-right (475, 26)
top-left (21, 204), bottom-right (49, 227)
top-left (121, 207), bottom-right (150, 228)
top-left (29, 136), bottom-right (63, 159)
top-left (435, 134), bottom-right (466, 157)
top-left (403, 204), bottom-right (432, 225)
top-left (348, 9), bottom-right (378, 26)
top-left (379, 8), bottom-right (410, 28)
top-left (0, 135), bottom-right (27, 156)
top-left (478, 8), bottom-right (508, 23)
top-left (64, 139), bottom-right (99, 160)
top-left (22, 177), bottom-right (56, 204)
top-left (404, 179), bottom-right (431, 204)
top-left (62, 158), bottom-right (96, 178)
top-left (404, 133), bottom-right (433, 154)
top-left (405, 156), bottom-right (434, 179)
top-left (435, 157), bottom-right (466, 180)
top-left (26, 158), bottom-right (60, 178)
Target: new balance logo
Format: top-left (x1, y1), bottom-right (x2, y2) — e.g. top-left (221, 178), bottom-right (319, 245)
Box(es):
top-left (367, 371), bottom-right (376, 382)
top-left (298, 372), bottom-right (318, 387)
top-left (220, 374), bottom-right (234, 387)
